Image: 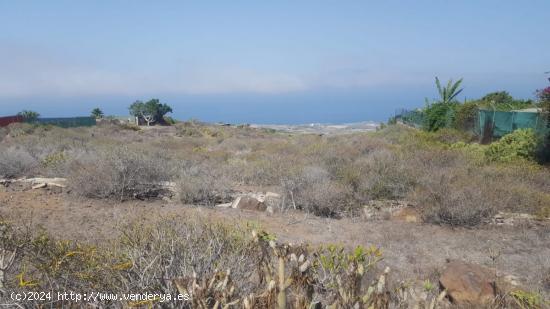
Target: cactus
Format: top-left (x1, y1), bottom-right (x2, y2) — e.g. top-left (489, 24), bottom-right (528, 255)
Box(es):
top-left (170, 229), bottom-right (448, 309)
top-left (173, 269), bottom-right (240, 308)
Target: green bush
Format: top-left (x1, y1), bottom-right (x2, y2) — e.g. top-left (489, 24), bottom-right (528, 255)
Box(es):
top-left (485, 129), bottom-right (538, 163)
top-left (449, 141), bottom-right (486, 163)
top-left (422, 102), bottom-right (457, 132)
top-left (453, 101), bottom-right (479, 131)
top-left (163, 115), bottom-right (177, 125)
top-left (477, 91), bottom-right (535, 111)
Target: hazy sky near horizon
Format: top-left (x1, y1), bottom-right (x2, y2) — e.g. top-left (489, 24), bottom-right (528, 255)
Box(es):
top-left (1, 1), bottom-right (549, 123)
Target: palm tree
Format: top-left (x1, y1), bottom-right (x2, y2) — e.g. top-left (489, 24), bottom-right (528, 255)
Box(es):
top-left (91, 108), bottom-right (104, 119)
top-left (435, 77), bottom-right (464, 104)
top-left (17, 110), bottom-right (40, 122)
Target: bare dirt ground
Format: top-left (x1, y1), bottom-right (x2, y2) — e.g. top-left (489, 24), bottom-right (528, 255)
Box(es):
top-left (1, 187), bottom-right (549, 295)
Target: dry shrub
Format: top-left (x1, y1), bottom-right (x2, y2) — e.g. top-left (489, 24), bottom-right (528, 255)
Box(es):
top-left (397, 147), bottom-right (505, 227)
top-left (2, 123), bottom-right (37, 138)
top-left (282, 166), bottom-right (353, 217)
top-left (234, 153), bottom-right (296, 186)
top-left (400, 142), bottom-right (550, 226)
top-left (0, 146), bottom-right (39, 178)
top-left (119, 217), bottom-right (261, 298)
top-left (543, 268), bottom-right (550, 291)
top-left (0, 127), bottom-right (8, 141)
top-left (357, 149), bottom-right (416, 200)
top-left (5, 216), bottom-right (542, 308)
top-left (1, 217), bottom-right (395, 308)
top-left (177, 162), bottom-right (232, 206)
top-left (429, 127), bottom-right (474, 144)
top-left (412, 170), bottom-right (500, 227)
top-left (0, 217), bottom-right (261, 307)
top-left (2, 119), bottom-right (550, 224)
top-left (68, 146), bottom-right (172, 200)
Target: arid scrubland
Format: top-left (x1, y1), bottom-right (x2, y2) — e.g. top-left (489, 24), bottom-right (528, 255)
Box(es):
top-left (2, 121), bottom-right (548, 222)
top-left (0, 121), bottom-right (549, 308)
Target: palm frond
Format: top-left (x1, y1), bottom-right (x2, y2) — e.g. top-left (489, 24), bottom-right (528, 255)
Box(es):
top-left (435, 77), bottom-right (443, 99)
top-left (448, 78), bottom-right (463, 95)
top-left (447, 78), bottom-right (464, 102)
top-left (449, 88), bottom-right (463, 102)
top-left (434, 77), bottom-right (464, 103)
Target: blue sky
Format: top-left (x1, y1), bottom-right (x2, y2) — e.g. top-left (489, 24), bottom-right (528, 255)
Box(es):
top-left (0, 1), bottom-right (549, 123)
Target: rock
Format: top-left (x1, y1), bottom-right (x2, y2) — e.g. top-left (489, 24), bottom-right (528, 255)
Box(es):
top-left (32, 183), bottom-right (47, 189)
top-left (391, 207), bottom-right (421, 223)
top-left (225, 191), bottom-right (281, 213)
top-left (490, 212), bottom-right (541, 226)
top-left (265, 192), bottom-right (281, 199)
top-left (363, 206), bottom-right (375, 219)
top-left (363, 200), bottom-right (416, 221)
top-left (231, 196), bottom-right (266, 211)
top-left (263, 192), bottom-right (281, 213)
top-left (48, 182), bottom-right (66, 188)
top-left (502, 274), bottom-right (521, 287)
top-left (215, 202), bottom-right (233, 208)
top-left (439, 260), bottom-right (496, 305)
top-left (20, 177), bottom-right (68, 188)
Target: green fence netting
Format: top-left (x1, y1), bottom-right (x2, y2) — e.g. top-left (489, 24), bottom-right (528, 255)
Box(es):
top-left (397, 108), bottom-right (549, 139)
top-left (476, 109), bottom-right (549, 138)
top-left (29, 117), bottom-right (97, 128)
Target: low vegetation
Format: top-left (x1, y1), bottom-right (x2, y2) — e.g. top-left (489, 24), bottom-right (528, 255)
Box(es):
top-left (0, 120), bottom-right (548, 228)
top-left (67, 146), bottom-right (173, 200)
top-left (1, 216), bottom-right (539, 308)
top-left (0, 115), bottom-right (549, 307)
top-left (0, 216), bottom-right (389, 307)
top-left (485, 129), bottom-right (539, 163)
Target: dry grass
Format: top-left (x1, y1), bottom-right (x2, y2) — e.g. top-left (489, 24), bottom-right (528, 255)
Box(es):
top-left (0, 121), bottom-right (549, 226)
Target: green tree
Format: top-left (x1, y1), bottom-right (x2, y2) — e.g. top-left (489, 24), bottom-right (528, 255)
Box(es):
top-left (478, 91), bottom-right (534, 111)
top-left (480, 91), bottom-right (514, 105)
top-left (91, 108), bottom-right (104, 119)
top-left (422, 77), bottom-right (463, 131)
top-left (17, 110), bottom-right (40, 122)
top-left (129, 99), bottom-right (173, 126)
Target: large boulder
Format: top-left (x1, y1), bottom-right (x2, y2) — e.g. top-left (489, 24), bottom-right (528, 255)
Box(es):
top-left (362, 200), bottom-right (418, 222)
top-left (231, 196), bottom-right (267, 211)
top-left (221, 192), bottom-right (281, 213)
top-left (439, 260), bottom-right (496, 305)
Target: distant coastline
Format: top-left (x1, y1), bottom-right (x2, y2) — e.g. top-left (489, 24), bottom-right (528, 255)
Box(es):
top-left (251, 121), bottom-right (379, 134)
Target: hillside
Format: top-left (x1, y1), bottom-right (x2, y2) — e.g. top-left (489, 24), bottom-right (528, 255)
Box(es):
top-left (0, 121), bottom-right (549, 308)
